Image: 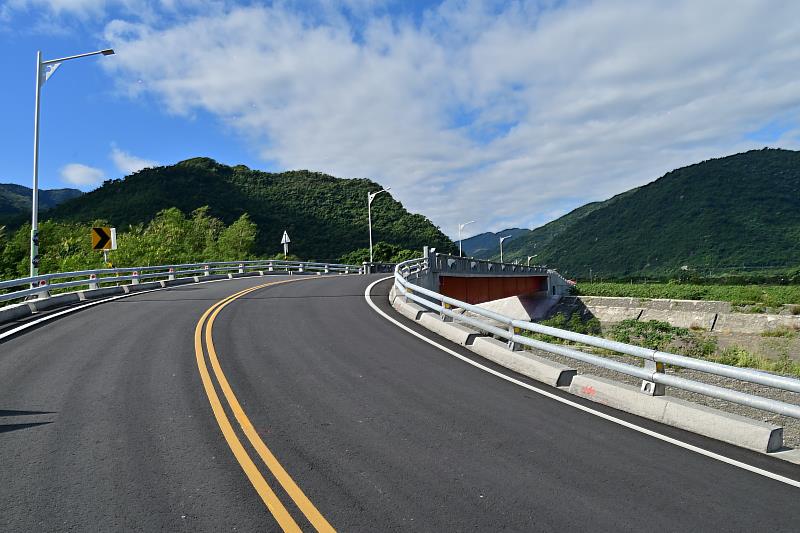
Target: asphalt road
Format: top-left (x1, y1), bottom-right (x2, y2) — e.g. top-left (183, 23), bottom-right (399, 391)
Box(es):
top-left (1, 274), bottom-right (798, 531)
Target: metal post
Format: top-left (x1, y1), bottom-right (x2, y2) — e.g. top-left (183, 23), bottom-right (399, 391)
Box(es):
top-left (30, 51), bottom-right (42, 280)
top-left (28, 48), bottom-right (114, 280)
top-left (368, 193), bottom-right (373, 263)
top-left (641, 360), bottom-right (666, 396)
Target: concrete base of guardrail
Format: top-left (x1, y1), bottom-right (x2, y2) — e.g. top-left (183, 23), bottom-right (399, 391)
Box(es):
top-left (163, 278), bottom-right (196, 287)
top-left (0, 302), bottom-right (33, 324)
top-left (78, 287), bottom-right (126, 300)
top-left (123, 282), bottom-right (162, 293)
top-left (569, 374), bottom-right (783, 453)
top-left (417, 313), bottom-right (487, 345)
top-left (229, 272), bottom-right (260, 279)
top-left (471, 337), bottom-right (577, 387)
top-left (31, 293), bottom-right (81, 312)
top-left (396, 300), bottom-right (433, 321)
top-left (392, 291), bottom-right (576, 388)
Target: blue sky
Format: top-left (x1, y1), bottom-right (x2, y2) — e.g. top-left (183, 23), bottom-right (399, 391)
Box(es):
top-left (2, 1), bottom-right (799, 238)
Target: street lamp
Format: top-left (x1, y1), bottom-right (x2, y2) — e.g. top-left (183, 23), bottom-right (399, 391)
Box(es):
top-left (29, 48), bottom-right (115, 278)
top-left (527, 255), bottom-right (538, 266)
top-left (367, 187), bottom-right (391, 263)
top-left (458, 220), bottom-right (475, 256)
top-left (499, 235), bottom-right (512, 263)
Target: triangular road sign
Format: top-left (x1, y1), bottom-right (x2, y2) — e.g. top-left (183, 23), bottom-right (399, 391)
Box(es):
top-left (281, 230), bottom-right (291, 244)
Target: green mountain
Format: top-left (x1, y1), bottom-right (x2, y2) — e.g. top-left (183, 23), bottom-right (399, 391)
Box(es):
top-left (42, 157), bottom-right (454, 261)
top-left (0, 183), bottom-right (83, 223)
top-left (490, 148), bottom-right (800, 278)
top-left (461, 228), bottom-right (527, 257)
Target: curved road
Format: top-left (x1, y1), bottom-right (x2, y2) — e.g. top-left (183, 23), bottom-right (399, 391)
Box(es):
top-left (1, 274), bottom-right (798, 531)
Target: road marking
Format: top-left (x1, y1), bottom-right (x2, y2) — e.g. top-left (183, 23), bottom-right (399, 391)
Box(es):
top-left (196, 279), bottom-right (336, 532)
top-left (0, 275), bottom-right (286, 343)
top-left (364, 277), bottom-right (800, 489)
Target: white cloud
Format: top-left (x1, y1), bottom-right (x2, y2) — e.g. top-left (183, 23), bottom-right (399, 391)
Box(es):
top-left (61, 163), bottom-right (104, 187)
top-left (110, 145), bottom-right (158, 174)
top-left (96, 1), bottom-right (800, 236)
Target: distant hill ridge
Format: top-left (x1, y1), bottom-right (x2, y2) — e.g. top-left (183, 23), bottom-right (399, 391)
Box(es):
top-left (0, 183), bottom-right (82, 222)
top-left (464, 148), bottom-right (800, 278)
top-left (42, 157), bottom-right (454, 261)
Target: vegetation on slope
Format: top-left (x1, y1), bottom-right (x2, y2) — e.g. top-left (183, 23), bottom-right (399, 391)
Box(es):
top-left (493, 149), bottom-right (800, 279)
top-left (574, 281), bottom-right (800, 308)
top-left (0, 208), bottom-right (261, 278)
top-left (42, 157), bottom-right (454, 261)
top-left (0, 183), bottom-right (82, 224)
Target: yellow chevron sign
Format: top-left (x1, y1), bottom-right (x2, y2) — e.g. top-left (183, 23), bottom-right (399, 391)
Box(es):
top-left (91, 227), bottom-right (116, 250)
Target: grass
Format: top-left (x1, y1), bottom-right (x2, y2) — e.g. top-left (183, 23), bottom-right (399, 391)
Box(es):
top-left (575, 281), bottom-right (800, 308)
top-left (761, 327), bottom-right (798, 338)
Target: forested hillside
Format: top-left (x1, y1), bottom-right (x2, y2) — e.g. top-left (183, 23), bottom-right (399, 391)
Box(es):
top-left (43, 157), bottom-right (454, 261)
top-left (486, 149), bottom-right (800, 279)
top-left (0, 183), bottom-right (82, 224)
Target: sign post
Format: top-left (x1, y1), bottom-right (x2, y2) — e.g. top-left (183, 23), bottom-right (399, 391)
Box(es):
top-left (281, 230), bottom-right (291, 259)
top-left (92, 227), bottom-right (117, 267)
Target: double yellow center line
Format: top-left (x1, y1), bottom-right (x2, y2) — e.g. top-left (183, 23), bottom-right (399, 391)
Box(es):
top-left (194, 279), bottom-right (335, 532)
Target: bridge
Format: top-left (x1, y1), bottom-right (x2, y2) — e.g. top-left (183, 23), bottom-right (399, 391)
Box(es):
top-left (1, 255), bottom-right (798, 530)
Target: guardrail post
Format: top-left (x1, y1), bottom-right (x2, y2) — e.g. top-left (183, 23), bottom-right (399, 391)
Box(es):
top-left (238, 263), bottom-right (245, 274)
top-left (88, 274), bottom-right (99, 290)
top-left (267, 261), bottom-right (274, 272)
top-left (507, 325), bottom-right (523, 351)
top-left (203, 264), bottom-right (210, 276)
top-left (132, 271), bottom-right (140, 285)
top-left (33, 279), bottom-right (50, 299)
top-left (168, 268), bottom-right (175, 281)
top-left (324, 264), bottom-right (330, 274)
top-left (641, 360), bottom-right (666, 396)
top-left (441, 302), bottom-right (454, 322)
top-left (298, 263), bottom-right (304, 273)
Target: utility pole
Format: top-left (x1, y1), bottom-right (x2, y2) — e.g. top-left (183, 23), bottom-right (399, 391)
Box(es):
top-left (367, 187), bottom-right (390, 262)
top-left (29, 47), bottom-right (115, 278)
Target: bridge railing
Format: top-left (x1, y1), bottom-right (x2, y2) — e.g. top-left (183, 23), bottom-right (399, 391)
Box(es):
top-left (394, 258), bottom-right (800, 419)
top-left (0, 259), bottom-right (363, 306)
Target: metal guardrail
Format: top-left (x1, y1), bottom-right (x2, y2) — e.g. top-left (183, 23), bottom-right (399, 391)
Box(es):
top-left (0, 259), bottom-right (363, 305)
top-left (395, 257), bottom-right (800, 419)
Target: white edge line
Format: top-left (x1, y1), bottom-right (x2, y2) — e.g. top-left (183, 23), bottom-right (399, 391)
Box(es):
top-left (0, 275), bottom-right (292, 342)
top-left (364, 276), bottom-right (800, 489)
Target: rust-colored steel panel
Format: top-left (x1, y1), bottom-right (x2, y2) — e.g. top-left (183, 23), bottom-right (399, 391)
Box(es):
top-left (440, 276), bottom-right (468, 302)
top-left (439, 275), bottom-right (548, 305)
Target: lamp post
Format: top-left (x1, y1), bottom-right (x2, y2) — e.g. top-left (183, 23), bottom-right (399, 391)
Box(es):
top-left (367, 187), bottom-right (390, 263)
top-left (458, 220), bottom-right (475, 256)
top-left (527, 254), bottom-right (538, 266)
top-left (499, 235), bottom-right (511, 263)
top-left (29, 48), bottom-right (115, 279)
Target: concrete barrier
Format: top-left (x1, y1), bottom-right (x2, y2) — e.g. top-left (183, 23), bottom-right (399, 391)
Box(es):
top-left (393, 295), bottom-right (575, 387)
top-left (229, 272), bottom-right (260, 279)
top-left (30, 293), bottom-right (80, 312)
top-left (470, 337), bottom-right (576, 387)
top-left (78, 287), bottom-right (126, 300)
top-left (163, 278), bottom-right (196, 287)
top-left (569, 374), bottom-right (783, 453)
top-left (0, 302), bottom-right (33, 325)
top-left (123, 282), bottom-right (162, 293)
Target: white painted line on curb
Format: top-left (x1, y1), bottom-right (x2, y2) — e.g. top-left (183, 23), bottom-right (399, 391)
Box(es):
top-left (364, 276), bottom-right (800, 489)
